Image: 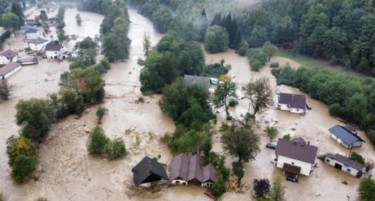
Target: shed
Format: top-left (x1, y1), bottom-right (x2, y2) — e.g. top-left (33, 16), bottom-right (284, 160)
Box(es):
top-left (0, 62), bottom-right (21, 78)
top-left (325, 153), bottom-right (365, 177)
top-left (329, 125), bottom-right (364, 148)
top-left (131, 156), bottom-right (169, 187)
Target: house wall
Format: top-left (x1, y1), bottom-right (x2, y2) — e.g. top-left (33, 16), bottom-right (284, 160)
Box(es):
top-left (171, 179), bottom-right (188, 185)
top-left (26, 32), bottom-right (39, 40)
top-left (290, 108), bottom-right (305, 114)
top-left (0, 56), bottom-right (9, 65)
top-left (3, 65), bottom-right (22, 78)
top-left (324, 157), bottom-right (364, 177)
top-left (46, 50), bottom-right (61, 59)
top-left (278, 104), bottom-right (289, 111)
top-left (276, 155), bottom-right (314, 176)
top-left (29, 42), bottom-right (48, 51)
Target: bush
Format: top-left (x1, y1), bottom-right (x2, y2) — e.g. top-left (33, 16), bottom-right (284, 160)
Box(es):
top-left (270, 62), bottom-right (279, 68)
top-left (358, 177), bottom-right (375, 201)
top-left (247, 48), bottom-right (267, 71)
top-left (350, 152), bottom-right (365, 165)
top-left (212, 175), bottom-right (226, 197)
top-left (104, 138), bottom-right (127, 160)
top-left (251, 59), bottom-right (262, 71)
top-left (283, 134), bottom-right (291, 140)
top-left (232, 161), bottom-right (244, 185)
top-left (228, 98), bottom-right (238, 107)
top-left (253, 178), bottom-right (271, 198)
top-left (6, 136), bottom-right (38, 183)
top-left (36, 198), bottom-right (48, 201)
top-left (87, 126), bottom-right (110, 155)
top-left (96, 107), bottom-right (108, 124)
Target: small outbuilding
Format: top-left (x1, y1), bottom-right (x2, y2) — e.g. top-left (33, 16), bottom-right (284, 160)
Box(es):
top-left (277, 92), bottom-right (306, 114)
top-left (0, 49), bottom-right (18, 65)
top-left (0, 62), bottom-right (21, 78)
top-left (28, 37), bottom-right (49, 51)
top-left (131, 156), bottom-right (169, 187)
top-left (325, 153), bottom-right (365, 178)
top-left (329, 125), bottom-right (364, 149)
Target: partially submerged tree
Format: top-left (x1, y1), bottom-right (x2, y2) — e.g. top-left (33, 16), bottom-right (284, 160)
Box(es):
top-left (222, 125), bottom-right (260, 163)
top-left (270, 177), bottom-right (286, 201)
top-left (245, 77), bottom-right (273, 115)
top-left (96, 106), bottom-right (107, 124)
top-left (204, 25), bottom-right (229, 53)
top-left (87, 126), bottom-right (109, 155)
top-left (143, 32), bottom-right (151, 56)
top-left (359, 176), bottom-right (375, 201)
top-left (263, 41), bottom-right (277, 61)
top-left (266, 126), bottom-right (278, 142)
top-left (213, 80), bottom-right (236, 118)
top-left (0, 78), bottom-right (10, 101)
top-left (76, 14), bottom-right (82, 26)
top-left (253, 178), bottom-right (271, 198)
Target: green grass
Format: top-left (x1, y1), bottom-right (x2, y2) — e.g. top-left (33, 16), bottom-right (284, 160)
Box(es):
top-left (276, 48), bottom-right (333, 69)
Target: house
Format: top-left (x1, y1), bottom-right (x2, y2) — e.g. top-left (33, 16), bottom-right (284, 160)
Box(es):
top-left (28, 37), bottom-right (49, 51)
top-left (168, 154), bottom-right (218, 186)
top-left (0, 62), bottom-right (21, 78)
top-left (329, 125), bottom-right (365, 149)
top-left (131, 156), bottom-right (169, 187)
top-left (277, 92), bottom-right (306, 114)
top-left (0, 49), bottom-right (18, 65)
top-left (275, 138), bottom-right (318, 177)
top-left (325, 153), bottom-right (365, 178)
top-left (25, 28), bottom-right (39, 40)
top-left (44, 41), bottom-right (64, 59)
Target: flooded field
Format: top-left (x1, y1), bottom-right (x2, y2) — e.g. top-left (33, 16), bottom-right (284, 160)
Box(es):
top-left (0, 5), bottom-right (373, 201)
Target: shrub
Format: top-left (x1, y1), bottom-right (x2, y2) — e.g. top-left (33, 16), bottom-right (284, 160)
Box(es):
top-left (96, 107), bottom-right (108, 124)
top-left (36, 198), bottom-right (48, 201)
top-left (358, 177), bottom-right (375, 201)
top-left (253, 178), bottom-right (271, 198)
top-left (350, 151), bottom-right (365, 165)
top-left (251, 59), bottom-right (262, 71)
top-left (270, 62), bottom-right (279, 68)
top-left (283, 134), bottom-right (291, 140)
top-left (228, 98), bottom-right (238, 107)
top-left (104, 138), bottom-right (127, 160)
top-left (87, 126), bottom-right (110, 155)
top-left (232, 161), bottom-right (244, 185)
top-left (212, 175), bottom-right (226, 197)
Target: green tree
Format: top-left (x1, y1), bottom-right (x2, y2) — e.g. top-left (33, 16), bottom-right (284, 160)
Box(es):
top-left (2, 12), bottom-right (21, 32)
top-left (212, 175), bottom-right (226, 197)
top-left (270, 177), bottom-right (286, 201)
top-left (143, 32), bottom-right (151, 56)
top-left (237, 40), bottom-right (249, 56)
top-left (0, 78), bottom-right (9, 101)
top-left (77, 37), bottom-right (97, 49)
top-left (87, 126), bottom-right (109, 155)
top-left (222, 125), bottom-right (260, 163)
top-left (350, 152), bottom-right (365, 165)
top-left (262, 41), bottom-right (277, 61)
top-left (96, 106), bottom-right (107, 124)
top-left (232, 161), bottom-right (244, 185)
top-left (245, 77), bottom-right (273, 115)
top-left (359, 177), bottom-right (375, 201)
top-left (102, 17), bottom-right (130, 62)
top-left (11, 2), bottom-right (24, 21)
top-left (151, 6), bottom-right (172, 33)
top-left (104, 138), bottom-right (127, 160)
top-left (213, 80), bottom-right (236, 118)
top-left (57, 87), bottom-right (84, 118)
top-left (204, 25), bottom-right (229, 53)
top-left (16, 98), bottom-right (55, 140)
top-left (76, 14), bottom-right (82, 26)
top-left (266, 126), bottom-right (278, 142)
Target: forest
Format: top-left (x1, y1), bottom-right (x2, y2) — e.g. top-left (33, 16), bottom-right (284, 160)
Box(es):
top-left (130, 0), bottom-right (375, 75)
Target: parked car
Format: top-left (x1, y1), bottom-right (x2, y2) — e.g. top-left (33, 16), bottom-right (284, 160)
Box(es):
top-left (286, 175), bottom-right (299, 183)
top-left (266, 143), bottom-right (277, 149)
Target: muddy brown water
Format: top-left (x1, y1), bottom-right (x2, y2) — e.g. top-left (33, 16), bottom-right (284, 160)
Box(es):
top-left (0, 6), bottom-right (372, 201)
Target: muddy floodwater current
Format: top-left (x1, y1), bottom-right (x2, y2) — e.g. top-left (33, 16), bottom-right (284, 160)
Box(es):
top-left (0, 6), bottom-right (373, 201)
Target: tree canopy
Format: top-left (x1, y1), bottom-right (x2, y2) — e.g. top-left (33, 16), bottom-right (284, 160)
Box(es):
top-left (204, 25), bottom-right (229, 53)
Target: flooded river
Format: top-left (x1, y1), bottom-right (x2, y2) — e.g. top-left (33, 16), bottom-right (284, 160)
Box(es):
top-left (0, 6), bottom-right (373, 201)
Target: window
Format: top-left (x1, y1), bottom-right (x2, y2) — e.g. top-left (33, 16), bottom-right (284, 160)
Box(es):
top-left (326, 159), bottom-right (330, 162)
top-left (347, 169), bottom-right (351, 172)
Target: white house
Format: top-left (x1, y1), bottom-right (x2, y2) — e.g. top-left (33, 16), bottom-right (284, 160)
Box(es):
top-left (329, 125), bottom-right (364, 149)
top-left (0, 49), bottom-right (18, 65)
top-left (44, 41), bottom-right (64, 59)
top-left (277, 92), bottom-right (306, 114)
top-left (28, 37), bottom-right (49, 51)
top-left (25, 28), bottom-right (39, 40)
top-left (275, 138), bottom-right (318, 177)
top-left (325, 153), bottom-right (365, 178)
top-left (0, 62), bottom-right (21, 79)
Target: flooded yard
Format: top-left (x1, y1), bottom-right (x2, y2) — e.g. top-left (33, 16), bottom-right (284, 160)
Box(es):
top-left (0, 5), bottom-right (373, 201)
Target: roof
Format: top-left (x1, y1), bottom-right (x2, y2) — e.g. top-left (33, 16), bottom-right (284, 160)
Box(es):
top-left (25, 28), bottom-right (38, 33)
top-left (45, 41), bottom-right (62, 51)
top-left (292, 137), bottom-right (306, 145)
top-left (329, 125), bottom-right (365, 146)
top-left (183, 75), bottom-right (211, 89)
top-left (0, 49), bottom-right (17, 59)
top-left (169, 154), bottom-right (190, 181)
top-left (276, 138), bottom-right (318, 164)
top-left (283, 163), bottom-right (301, 175)
top-left (187, 155), bottom-right (203, 182)
top-left (28, 37), bottom-right (48, 44)
top-left (131, 156), bottom-right (169, 187)
top-left (203, 164), bottom-right (218, 183)
top-left (326, 153), bottom-right (365, 171)
top-left (278, 93), bottom-right (306, 110)
top-left (0, 62), bottom-right (21, 77)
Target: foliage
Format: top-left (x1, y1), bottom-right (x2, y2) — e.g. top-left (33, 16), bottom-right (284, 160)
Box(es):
top-left (263, 41), bottom-right (277, 61)
top-left (2, 11), bottom-right (21, 31)
top-left (266, 126), bottom-right (278, 142)
top-left (204, 25), bottom-right (229, 53)
top-left (76, 14), bottom-right (82, 26)
top-left (202, 62), bottom-right (228, 77)
top-left (245, 77), bottom-right (273, 115)
top-left (213, 80), bottom-right (236, 117)
top-left (152, 6), bottom-right (172, 33)
top-left (0, 78), bottom-right (9, 101)
top-left (211, 13), bottom-right (242, 49)
top-left (272, 66), bottom-right (375, 145)
top-left (232, 161), bottom-right (244, 185)
top-left (36, 198), bottom-right (48, 201)
top-left (16, 98), bottom-right (55, 140)
top-left (104, 138), bottom-right (127, 160)
top-left (96, 106), bottom-right (107, 124)
top-left (350, 152), bottom-right (365, 165)
top-left (55, 7), bottom-right (65, 35)
top-left (77, 37), bottom-right (97, 50)
top-left (56, 87), bottom-right (84, 118)
top-left (222, 125), bottom-right (260, 162)
top-left (212, 175), bottom-right (226, 197)
top-left (237, 40), bottom-right (248, 56)
top-left (270, 62), bottom-right (279, 68)
top-left (247, 48), bottom-right (267, 71)
top-left (87, 126), bottom-right (110, 155)
top-left (283, 134), bottom-right (291, 140)
top-left (228, 98), bottom-right (238, 107)
top-left (358, 177), bottom-right (375, 201)
top-left (143, 32), bottom-right (151, 56)
top-left (253, 178), bottom-right (271, 198)
top-left (270, 177), bottom-right (286, 201)
top-left (6, 136), bottom-right (38, 183)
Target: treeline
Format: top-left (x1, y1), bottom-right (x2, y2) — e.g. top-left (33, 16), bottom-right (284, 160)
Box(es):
top-left (0, 1), bottom-right (24, 41)
top-left (56, 7), bottom-right (66, 41)
top-left (272, 66), bottom-right (375, 145)
top-left (79, 0), bottom-right (131, 61)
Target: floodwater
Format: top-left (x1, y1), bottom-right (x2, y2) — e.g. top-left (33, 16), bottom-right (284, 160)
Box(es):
top-left (0, 5), bottom-right (373, 201)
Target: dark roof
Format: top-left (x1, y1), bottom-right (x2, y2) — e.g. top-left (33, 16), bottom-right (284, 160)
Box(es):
top-left (326, 153), bottom-right (365, 171)
top-left (131, 156), bottom-right (169, 187)
top-left (187, 154), bottom-right (203, 182)
top-left (203, 164), bottom-right (217, 183)
top-left (183, 75), bottom-right (211, 89)
top-left (276, 138), bottom-right (318, 164)
top-left (329, 125), bottom-right (365, 146)
top-left (169, 154), bottom-right (190, 181)
top-left (283, 163), bottom-right (301, 175)
top-left (28, 37), bottom-right (48, 44)
top-left (25, 28), bottom-right (38, 33)
top-left (0, 62), bottom-right (21, 77)
top-left (0, 49), bottom-right (18, 59)
top-left (278, 93), bottom-right (306, 110)
top-left (45, 41), bottom-right (62, 51)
